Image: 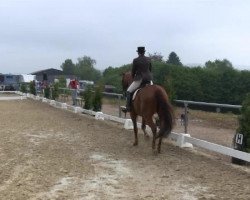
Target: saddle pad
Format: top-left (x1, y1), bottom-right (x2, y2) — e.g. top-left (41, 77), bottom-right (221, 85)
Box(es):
top-left (132, 89), bottom-right (140, 100)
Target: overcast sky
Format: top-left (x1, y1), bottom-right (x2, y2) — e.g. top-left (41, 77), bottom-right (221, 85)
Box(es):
top-left (1, 0), bottom-right (250, 74)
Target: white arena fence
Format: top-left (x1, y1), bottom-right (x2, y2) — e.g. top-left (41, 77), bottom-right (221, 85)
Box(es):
top-left (0, 91), bottom-right (27, 100)
top-left (1, 91), bottom-right (250, 163)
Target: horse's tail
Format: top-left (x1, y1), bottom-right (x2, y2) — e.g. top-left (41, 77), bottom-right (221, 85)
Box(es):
top-left (155, 87), bottom-right (175, 138)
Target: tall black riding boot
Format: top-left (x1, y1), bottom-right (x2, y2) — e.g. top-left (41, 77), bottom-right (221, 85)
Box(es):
top-left (125, 91), bottom-right (132, 112)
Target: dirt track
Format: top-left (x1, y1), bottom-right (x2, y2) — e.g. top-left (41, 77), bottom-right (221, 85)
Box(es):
top-left (0, 99), bottom-right (250, 200)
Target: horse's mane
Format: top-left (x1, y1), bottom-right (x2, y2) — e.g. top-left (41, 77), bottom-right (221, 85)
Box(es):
top-left (121, 71), bottom-right (133, 92)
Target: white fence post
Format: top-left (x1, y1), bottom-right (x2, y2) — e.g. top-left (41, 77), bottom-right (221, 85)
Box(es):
top-left (124, 119), bottom-right (133, 130)
top-left (61, 103), bottom-right (67, 109)
top-left (35, 96), bottom-right (40, 100)
top-left (50, 100), bottom-right (55, 106)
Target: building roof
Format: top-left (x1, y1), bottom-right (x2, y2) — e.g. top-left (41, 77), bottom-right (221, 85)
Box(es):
top-left (31, 68), bottom-right (65, 75)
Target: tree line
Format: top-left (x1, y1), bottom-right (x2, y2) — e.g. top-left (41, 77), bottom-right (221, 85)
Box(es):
top-left (156, 58), bottom-right (250, 105)
top-left (60, 52), bottom-right (250, 105)
top-left (60, 56), bottom-right (101, 82)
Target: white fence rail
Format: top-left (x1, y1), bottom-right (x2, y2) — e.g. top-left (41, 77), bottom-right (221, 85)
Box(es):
top-left (170, 132), bottom-right (250, 162)
top-left (175, 99), bottom-right (242, 109)
top-left (2, 91), bottom-right (250, 163)
top-left (175, 99), bottom-right (242, 134)
top-left (0, 91), bottom-right (27, 100)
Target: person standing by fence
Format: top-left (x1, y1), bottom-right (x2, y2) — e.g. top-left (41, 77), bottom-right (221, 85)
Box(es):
top-left (68, 78), bottom-right (79, 106)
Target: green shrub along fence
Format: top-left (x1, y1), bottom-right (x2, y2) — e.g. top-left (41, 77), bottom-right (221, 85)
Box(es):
top-left (82, 85), bottom-right (103, 111)
top-left (29, 81), bottom-right (36, 95)
top-left (237, 93), bottom-right (250, 153)
top-left (51, 82), bottom-right (59, 100)
top-left (92, 86), bottom-right (103, 111)
top-left (20, 83), bottom-right (27, 93)
top-left (232, 93), bottom-right (250, 165)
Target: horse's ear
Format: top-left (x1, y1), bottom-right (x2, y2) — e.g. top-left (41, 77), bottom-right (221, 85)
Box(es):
top-left (120, 72), bottom-right (125, 76)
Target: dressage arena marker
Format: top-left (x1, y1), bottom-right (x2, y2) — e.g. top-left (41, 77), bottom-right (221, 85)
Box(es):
top-left (42, 98), bottom-right (48, 103)
top-left (124, 119), bottom-right (133, 129)
top-left (50, 100), bottom-right (56, 106)
top-left (95, 112), bottom-right (105, 120)
top-left (6, 91), bottom-right (250, 162)
top-left (123, 119), bottom-right (151, 132)
top-left (175, 133), bottom-right (193, 148)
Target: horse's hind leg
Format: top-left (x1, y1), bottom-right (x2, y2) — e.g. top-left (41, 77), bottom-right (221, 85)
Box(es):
top-left (141, 118), bottom-right (149, 139)
top-left (157, 137), bottom-right (163, 153)
top-left (145, 117), bottom-right (157, 150)
top-left (131, 113), bottom-right (138, 146)
top-left (156, 128), bottom-right (166, 153)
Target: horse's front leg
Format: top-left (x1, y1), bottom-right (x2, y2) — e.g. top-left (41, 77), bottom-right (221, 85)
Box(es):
top-left (131, 113), bottom-right (138, 146)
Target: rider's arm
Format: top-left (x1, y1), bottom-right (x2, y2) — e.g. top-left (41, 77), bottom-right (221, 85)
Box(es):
top-left (132, 59), bottom-right (136, 78)
top-left (149, 62), bottom-right (152, 72)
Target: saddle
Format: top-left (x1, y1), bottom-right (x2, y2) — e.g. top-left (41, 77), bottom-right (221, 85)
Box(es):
top-left (121, 80), bottom-right (153, 113)
top-left (132, 80), bottom-right (153, 100)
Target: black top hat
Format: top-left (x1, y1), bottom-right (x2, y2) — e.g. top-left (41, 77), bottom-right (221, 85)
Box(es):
top-left (137, 46), bottom-right (145, 53)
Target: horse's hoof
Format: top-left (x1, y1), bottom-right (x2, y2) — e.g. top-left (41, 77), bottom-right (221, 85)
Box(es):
top-left (152, 149), bottom-right (158, 155)
top-left (133, 142), bottom-right (138, 146)
top-left (144, 134), bottom-right (150, 139)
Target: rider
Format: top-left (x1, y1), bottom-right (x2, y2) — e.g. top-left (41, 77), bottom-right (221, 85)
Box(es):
top-left (125, 46), bottom-right (153, 112)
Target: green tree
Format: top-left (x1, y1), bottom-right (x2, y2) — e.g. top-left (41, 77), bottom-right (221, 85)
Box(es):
top-left (204, 59), bottom-right (237, 104)
top-left (205, 59), bottom-right (233, 74)
top-left (166, 52), bottom-right (182, 66)
top-left (236, 70), bottom-right (250, 103)
top-left (198, 68), bottom-right (218, 102)
top-left (60, 59), bottom-right (76, 75)
top-left (57, 75), bottom-right (67, 88)
top-left (171, 67), bottom-right (203, 101)
top-left (163, 75), bottom-right (176, 103)
top-left (148, 52), bottom-right (164, 62)
top-left (76, 56), bottom-right (101, 82)
top-left (101, 64), bottom-right (131, 93)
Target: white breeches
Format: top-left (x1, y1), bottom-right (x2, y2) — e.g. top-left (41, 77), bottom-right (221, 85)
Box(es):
top-left (127, 80), bottom-right (142, 93)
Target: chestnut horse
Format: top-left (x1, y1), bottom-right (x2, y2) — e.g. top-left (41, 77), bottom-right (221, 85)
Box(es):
top-left (121, 72), bottom-right (175, 153)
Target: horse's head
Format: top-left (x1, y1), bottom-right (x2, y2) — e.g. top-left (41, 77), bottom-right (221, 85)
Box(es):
top-left (121, 72), bottom-right (133, 92)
